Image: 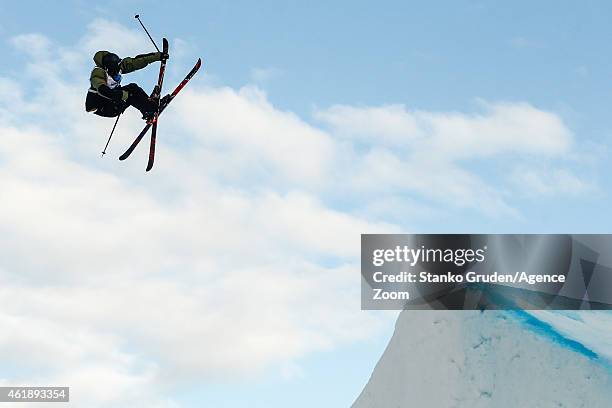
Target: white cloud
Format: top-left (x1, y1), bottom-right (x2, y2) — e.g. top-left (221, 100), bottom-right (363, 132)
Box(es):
top-left (346, 149), bottom-right (517, 216)
top-left (78, 18), bottom-right (153, 58)
top-left (314, 100), bottom-right (587, 214)
top-left (315, 102), bottom-right (580, 215)
top-left (316, 101), bottom-right (573, 158)
top-left (420, 101), bottom-right (572, 158)
top-left (173, 86), bottom-right (336, 186)
top-left (510, 165), bottom-right (594, 196)
top-left (0, 119), bottom-right (393, 406)
top-left (315, 104), bottom-right (424, 146)
top-left (10, 33), bottom-right (52, 58)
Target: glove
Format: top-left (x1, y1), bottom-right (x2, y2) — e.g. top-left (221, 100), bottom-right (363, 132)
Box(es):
top-left (160, 52), bottom-right (169, 62)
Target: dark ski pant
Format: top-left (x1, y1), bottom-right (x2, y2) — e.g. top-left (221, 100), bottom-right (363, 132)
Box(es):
top-left (86, 83), bottom-right (156, 118)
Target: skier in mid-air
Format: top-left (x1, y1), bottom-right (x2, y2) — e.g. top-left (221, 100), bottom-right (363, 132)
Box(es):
top-left (85, 50), bottom-right (168, 120)
top-left (89, 17), bottom-right (201, 171)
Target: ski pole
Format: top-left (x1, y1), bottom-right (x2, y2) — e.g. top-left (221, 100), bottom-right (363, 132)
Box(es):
top-left (134, 14), bottom-right (161, 53)
top-left (101, 114), bottom-right (121, 157)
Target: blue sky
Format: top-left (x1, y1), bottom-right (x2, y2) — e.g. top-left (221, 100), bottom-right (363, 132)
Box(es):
top-left (4, 1), bottom-right (612, 117)
top-left (1, 1), bottom-right (611, 407)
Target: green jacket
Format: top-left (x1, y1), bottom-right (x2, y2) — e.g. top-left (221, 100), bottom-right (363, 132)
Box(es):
top-left (90, 50), bottom-right (163, 101)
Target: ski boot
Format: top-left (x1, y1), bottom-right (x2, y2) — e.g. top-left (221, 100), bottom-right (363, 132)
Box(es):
top-left (160, 94), bottom-right (171, 109)
top-left (142, 110), bottom-right (156, 122)
top-left (149, 85), bottom-right (161, 101)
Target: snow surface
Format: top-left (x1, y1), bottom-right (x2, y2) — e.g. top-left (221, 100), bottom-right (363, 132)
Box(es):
top-left (353, 311), bottom-right (612, 407)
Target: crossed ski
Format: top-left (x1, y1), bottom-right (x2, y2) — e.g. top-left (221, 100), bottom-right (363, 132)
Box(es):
top-left (119, 54), bottom-right (202, 169)
top-left (146, 37), bottom-right (169, 172)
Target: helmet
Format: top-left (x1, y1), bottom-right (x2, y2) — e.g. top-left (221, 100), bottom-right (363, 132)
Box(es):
top-left (101, 53), bottom-right (121, 76)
